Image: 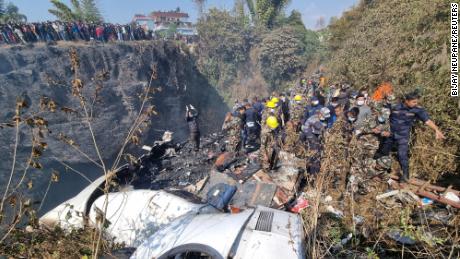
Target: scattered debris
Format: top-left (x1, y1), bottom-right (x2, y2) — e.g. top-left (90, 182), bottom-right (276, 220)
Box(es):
top-left (420, 197), bottom-right (433, 206)
top-left (341, 233), bottom-right (353, 245)
top-left (387, 230), bottom-right (416, 245)
top-left (215, 152), bottom-right (237, 172)
top-left (444, 192), bottom-right (460, 203)
top-left (289, 196), bottom-right (309, 213)
top-left (206, 183), bottom-right (237, 210)
top-left (325, 205), bottom-right (344, 218)
top-left (353, 215), bottom-right (364, 225)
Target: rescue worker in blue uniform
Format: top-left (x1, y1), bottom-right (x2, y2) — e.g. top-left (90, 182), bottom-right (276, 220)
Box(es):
top-left (302, 96), bottom-right (323, 123)
top-left (375, 91), bottom-right (445, 182)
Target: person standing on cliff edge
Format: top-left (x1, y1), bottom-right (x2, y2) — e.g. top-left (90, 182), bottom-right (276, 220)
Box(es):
top-left (186, 104), bottom-right (201, 152)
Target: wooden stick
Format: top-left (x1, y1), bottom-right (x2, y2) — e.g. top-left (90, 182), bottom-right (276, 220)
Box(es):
top-left (390, 175), bottom-right (460, 196)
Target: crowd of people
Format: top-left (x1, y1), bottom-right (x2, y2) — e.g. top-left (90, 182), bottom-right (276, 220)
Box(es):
top-left (0, 21), bottom-right (191, 45)
top-left (188, 75), bottom-right (446, 194)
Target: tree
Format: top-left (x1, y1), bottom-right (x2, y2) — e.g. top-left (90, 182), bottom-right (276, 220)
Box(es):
top-left (81, 0), bottom-right (103, 23)
top-left (0, 2), bottom-right (27, 23)
top-left (245, 0), bottom-right (256, 22)
top-left (234, 0), bottom-right (249, 26)
top-left (254, 0), bottom-right (290, 28)
top-left (0, 0), bottom-right (5, 17)
top-left (48, 0), bottom-right (102, 23)
top-left (196, 8), bottom-right (253, 95)
top-left (285, 10), bottom-right (304, 28)
top-left (258, 26), bottom-right (309, 87)
top-left (49, 0), bottom-right (81, 21)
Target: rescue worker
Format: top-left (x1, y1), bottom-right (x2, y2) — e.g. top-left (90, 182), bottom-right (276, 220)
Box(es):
top-left (244, 102), bottom-right (260, 150)
top-left (290, 95), bottom-right (305, 130)
top-left (186, 104), bottom-right (200, 151)
top-left (352, 108), bottom-right (391, 186)
top-left (261, 100), bottom-right (278, 130)
top-left (370, 91), bottom-right (397, 111)
top-left (252, 96), bottom-right (264, 118)
top-left (279, 93), bottom-right (290, 125)
top-left (326, 97), bottom-right (339, 128)
top-left (231, 99), bottom-right (241, 112)
top-left (303, 96), bottom-right (323, 122)
top-left (346, 107), bottom-right (372, 194)
top-left (347, 90), bottom-right (359, 110)
top-left (306, 80), bottom-right (316, 98)
top-left (354, 94), bottom-right (372, 130)
top-left (260, 115), bottom-right (282, 170)
top-left (301, 108), bottom-right (330, 174)
top-left (375, 91), bottom-right (445, 182)
top-left (364, 156), bottom-right (392, 179)
top-left (222, 107), bottom-right (245, 152)
top-left (337, 83), bottom-right (351, 107)
top-left (270, 96), bottom-right (283, 122)
top-left (357, 156), bottom-right (393, 194)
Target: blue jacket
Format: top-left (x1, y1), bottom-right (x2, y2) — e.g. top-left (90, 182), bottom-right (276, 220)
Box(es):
top-left (302, 104), bottom-right (323, 122)
top-left (252, 102), bottom-right (264, 117)
top-left (390, 103), bottom-right (430, 139)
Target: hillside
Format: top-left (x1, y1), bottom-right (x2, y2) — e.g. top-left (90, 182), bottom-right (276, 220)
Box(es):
top-left (326, 0), bottom-right (459, 179)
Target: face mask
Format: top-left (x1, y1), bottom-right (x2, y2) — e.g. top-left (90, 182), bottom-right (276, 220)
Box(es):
top-left (270, 109), bottom-right (275, 113)
top-left (331, 102), bottom-right (338, 107)
top-left (348, 117), bottom-right (356, 122)
top-left (312, 100), bottom-right (319, 106)
top-left (356, 100), bottom-right (365, 106)
top-left (378, 116), bottom-right (386, 123)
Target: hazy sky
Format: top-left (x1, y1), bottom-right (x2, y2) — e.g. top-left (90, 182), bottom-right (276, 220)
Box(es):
top-left (7, 0), bottom-right (358, 29)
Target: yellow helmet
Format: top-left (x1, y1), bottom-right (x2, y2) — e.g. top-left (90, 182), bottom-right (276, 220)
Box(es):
top-left (266, 116), bottom-right (279, 129)
top-left (266, 101), bottom-right (276, 108)
top-left (271, 97), bottom-right (280, 103)
top-left (294, 95), bottom-right (302, 101)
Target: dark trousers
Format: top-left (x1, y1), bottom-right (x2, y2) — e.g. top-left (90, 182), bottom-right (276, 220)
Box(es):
top-left (377, 136), bottom-right (409, 178)
top-left (307, 137), bottom-right (322, 174)
top-left (190, 132), bottom-right (200, 151)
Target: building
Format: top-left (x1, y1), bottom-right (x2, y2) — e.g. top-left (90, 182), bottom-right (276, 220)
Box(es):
top-left (132, 14), bottom-right (155, 31)
top-left (150, 11), bottom-right (189, 23)
top-left (132, 9), bottom-right (197, 36)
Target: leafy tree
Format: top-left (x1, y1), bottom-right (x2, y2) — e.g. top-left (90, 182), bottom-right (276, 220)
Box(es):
top-left (258, 26), bottom-right (308, 87)
top-left (234, 0), bottom-right (250, 26)
top-left (245, 0), bottom-right (256, 22)
top-left (0, 2), bottom-right (27, 23)
top-left (196, 8), bottom-right (253, 95)
top-left (0, 0), bottom-right (5, 17)
top-left (255, 0), bottom-right (290, 28)
top-left (81, 0), bottom-right (103, 23)
top-left (285, 10), bottom-right (303, 28)
top-left (49, 0), bottom-right (81, 21)
top-left (48, 0), bottom-right (102, 23)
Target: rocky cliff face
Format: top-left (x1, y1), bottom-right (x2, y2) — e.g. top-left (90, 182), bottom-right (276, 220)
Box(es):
top-left (0, 42), bottom-right (227, 209)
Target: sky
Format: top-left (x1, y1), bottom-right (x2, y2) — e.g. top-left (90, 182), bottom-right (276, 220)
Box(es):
top-left (7, 0), bottom-right (359, 29)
